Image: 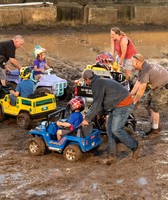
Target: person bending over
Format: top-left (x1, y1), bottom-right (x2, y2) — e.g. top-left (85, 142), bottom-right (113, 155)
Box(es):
top-left (0, 35), bottom-right (24, 86)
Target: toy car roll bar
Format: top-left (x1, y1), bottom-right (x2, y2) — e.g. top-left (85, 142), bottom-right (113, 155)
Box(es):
top-left (47, 107), bottom-right (67, 122)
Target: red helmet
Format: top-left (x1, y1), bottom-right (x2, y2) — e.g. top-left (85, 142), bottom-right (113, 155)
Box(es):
top-left (96, 52), bottom-right (114, 65)
top-left (67, 97), bottom-right (84, 112)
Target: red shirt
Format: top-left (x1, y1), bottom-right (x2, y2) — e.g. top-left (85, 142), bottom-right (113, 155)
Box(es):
top-left (114, 36), bottom-right (137, 59)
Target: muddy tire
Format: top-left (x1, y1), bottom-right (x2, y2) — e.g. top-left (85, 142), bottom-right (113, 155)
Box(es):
top-left (63, 144), bottom-right (82, 162)
top-left (17, 113), bottom-right (31, 129)
top-left (34, 87), bottom-right (51, 95)
top-left (90, 144), bottom-right (100, 153)
top-left (0, 105), bottom-right (4, 122)
top-left (28, 137), bottom-right (46, 156)
top-left (6, 82), bottom-right (17, 90)
top-left (57, 86), bottom-right (72, 101)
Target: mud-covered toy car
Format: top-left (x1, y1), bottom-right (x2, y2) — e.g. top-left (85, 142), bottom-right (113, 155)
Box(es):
top-left (6, 68), bottom-right (68, 99)
top-left (27, 109), bottom-right (102, 162)
top-left (0, 88), bottom-right (57, 129)
top-left (73, 57), bottom-right (136, 133)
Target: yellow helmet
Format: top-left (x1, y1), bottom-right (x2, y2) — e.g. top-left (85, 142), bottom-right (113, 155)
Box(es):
top-left (20, 67), bottom-right (31, 79)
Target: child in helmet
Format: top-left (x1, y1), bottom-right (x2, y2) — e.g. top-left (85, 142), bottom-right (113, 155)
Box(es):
top-left (56, 97), bottom-right (84, 140)
top-left (33, 46), bottom-right (50, 80)
top-left (9, 67), bottom-right (34, 106)
top-left (96, 52), bottom-right (114, 71)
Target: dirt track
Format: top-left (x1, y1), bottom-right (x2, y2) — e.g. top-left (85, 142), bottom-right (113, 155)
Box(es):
top-left (0, 105), bottom-right (168, 199)
top-left (0, 26), bottom-right (168, 200)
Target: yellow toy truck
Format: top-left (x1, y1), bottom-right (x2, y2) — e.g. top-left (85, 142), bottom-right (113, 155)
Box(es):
top-left (0, 90), bottom-right (57, 129)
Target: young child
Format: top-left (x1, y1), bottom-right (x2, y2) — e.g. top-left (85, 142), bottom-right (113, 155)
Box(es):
top-left (33, 46), bottom-right (50, 80)
top-left (9, 67), bottom-right (34, 106)
top-left (56, 97), bottom-right (84, 140)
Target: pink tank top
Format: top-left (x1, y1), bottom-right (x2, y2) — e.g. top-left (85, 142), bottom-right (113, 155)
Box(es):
top-left (114, 36), bottom-right (137, 59)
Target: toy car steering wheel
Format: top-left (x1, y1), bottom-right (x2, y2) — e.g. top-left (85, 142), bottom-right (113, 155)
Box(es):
top-left (44, 68), bottom-right (53, 75)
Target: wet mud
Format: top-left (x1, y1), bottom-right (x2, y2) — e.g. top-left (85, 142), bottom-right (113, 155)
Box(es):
top-left (0, 26), bottom-right (168, 200)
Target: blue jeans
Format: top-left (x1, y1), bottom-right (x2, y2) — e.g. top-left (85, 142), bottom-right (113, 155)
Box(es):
top-left (9, 94), bottom-right (17, 106)
top-left (106, 104), bottom-right (137, 155)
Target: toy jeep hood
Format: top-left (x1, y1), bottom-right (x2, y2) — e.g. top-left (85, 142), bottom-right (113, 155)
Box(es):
top-left (34, 74), bottom-right (67, 88)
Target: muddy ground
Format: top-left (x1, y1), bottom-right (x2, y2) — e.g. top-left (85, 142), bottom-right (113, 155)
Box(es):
top-left (0, 25), bottom-right (168, 200)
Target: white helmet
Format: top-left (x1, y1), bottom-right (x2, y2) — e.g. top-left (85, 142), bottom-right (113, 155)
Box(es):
top-left (34, 48), bottom-right (44, 58)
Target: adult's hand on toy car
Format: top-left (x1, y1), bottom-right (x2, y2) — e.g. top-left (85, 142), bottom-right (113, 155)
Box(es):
top-left (5, 65), bottom-right (11, 72)
top-left (133, 102), bottom-right (139, 110)
top-left (82, 119), bottom-right (89, 126)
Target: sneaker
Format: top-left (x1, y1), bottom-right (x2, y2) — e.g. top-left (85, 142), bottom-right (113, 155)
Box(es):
top-left (158, 126), bottom-right (162, 131)
top-left (145, 128), bottom-right (160, 136)
top-left (93, 149), bottom-right (105, 157)
top-left (99, 145), bottom-right (109, 152)
top-left (107, 150), bottom-right (117, 158)
top-left (131, 142), bottom-right (140, 160)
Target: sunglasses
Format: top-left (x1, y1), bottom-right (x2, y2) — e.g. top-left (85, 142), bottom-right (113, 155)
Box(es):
top-left (132, 55), bottom-right (142, 61)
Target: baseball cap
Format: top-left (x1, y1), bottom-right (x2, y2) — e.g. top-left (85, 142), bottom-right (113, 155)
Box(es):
top-left (82, 69), bottom-right (94, 79)
top-left (132, 54), bottom-right (144, 62)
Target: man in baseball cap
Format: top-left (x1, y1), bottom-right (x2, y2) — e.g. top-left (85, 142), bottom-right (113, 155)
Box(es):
top-left (81, 68), bottom-right (139, 161)
top-left (82, 69), bottom-right (94, 80)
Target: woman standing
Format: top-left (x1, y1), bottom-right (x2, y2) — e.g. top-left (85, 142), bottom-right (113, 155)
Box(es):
top-left (110, 27), bottom-right (137, 79)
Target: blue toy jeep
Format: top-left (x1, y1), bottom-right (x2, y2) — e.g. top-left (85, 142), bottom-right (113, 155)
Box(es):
top-left (27, 108), bottom-right (102, 162)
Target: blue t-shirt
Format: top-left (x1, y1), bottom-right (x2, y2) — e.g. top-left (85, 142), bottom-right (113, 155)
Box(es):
top-left (33, 59), bottom-right (46, 75)
top-left (16, 79), bottom-right (34, 98)
top-left (68, 112), bottom-right (83, 129)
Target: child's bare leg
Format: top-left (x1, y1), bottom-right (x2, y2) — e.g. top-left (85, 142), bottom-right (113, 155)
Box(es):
top-left (57, 130), bottom-right (62, 140)
top-left (35, 74), bottom-right (42, 80)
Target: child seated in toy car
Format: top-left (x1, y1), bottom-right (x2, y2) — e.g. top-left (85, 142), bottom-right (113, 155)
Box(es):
top-left (56, 97), bottom-right (84, 140)
top-left (33, 45), bottom-right (50, 80)
top-left (9, 67), bottom-right (34, 106)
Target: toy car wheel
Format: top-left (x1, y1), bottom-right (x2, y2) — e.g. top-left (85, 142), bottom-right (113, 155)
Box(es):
top-left (90, 144), bottom-right (100, 153)
top-left (28, 137), bottom-right (46, 156)
top-left (0, 106), bottom-right (4, 122)
top-left (17, 113), bottom-right (31, 129)
top-left (63, 144), bottom-right (82, 162)
top-left (34, 87), bottom-right (51, 95)
top-left (57, 86), bottom-right (72, 101)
